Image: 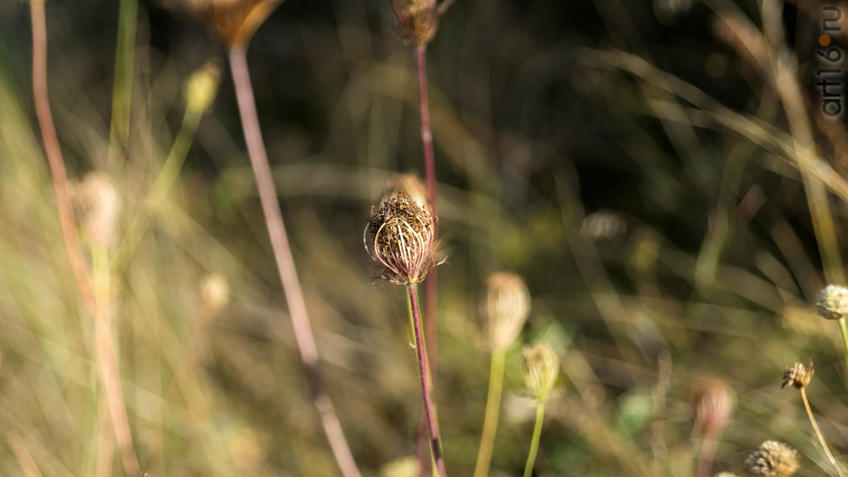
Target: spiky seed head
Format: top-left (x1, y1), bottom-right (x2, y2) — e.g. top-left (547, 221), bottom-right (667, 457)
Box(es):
top-left (169, 0), bottom-right (282, 47)
top-left (364, 191), bottom-right (438, 285)
top-left (782, 360), bottom-right (814, 389)
top-left (484, 272), bottom-right (531, 350)
top-left (185, 59), bottom-right (222, 113)
top-left (200, 273), bottom-right (230, 313)
top-left (523, 343), bottom-right (559, 402)
top-left (744, 440), bottom-right (800, 477)
top-left (816, 284), bottom-right (848, 320)
top-left (74, 172), bottom-right (121, 248)
top-left (391, 0), bottom-right (438, 46)
top-left (385, 173), bottom-right (428, 211)
top-left (688, 377), bottom-right (734, 437)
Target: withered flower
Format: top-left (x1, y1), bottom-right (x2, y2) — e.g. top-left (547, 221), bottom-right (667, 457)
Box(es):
top-left (816, 284), bottom-right (848, 321)
top-left (523, 343), bottom-right (559, 402)
top-left (74, 172), bottom-right (121, 248)
top-left (745, 440), bottom-right (800, 477)
top-left (172, 0), bottom-right (282, 47)
top-left (364, 191), bottom-right (438, 285)
top-left (391, 0), bottom-right (439, 46)
top-left (782, 360), bottom-right (814, 389)
top-left (484, 272), bottom-right (530, 351)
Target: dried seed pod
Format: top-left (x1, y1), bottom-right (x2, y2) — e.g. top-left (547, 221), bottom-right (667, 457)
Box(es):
top-left (816, 284), bottom-right (848, 321)
top-left (484, 272), bottom-right (530, 351)
top-left (522, 343), bottom-right (559, 402)
top-left (170, 0), bottom-right (282, 47)
top-left (391, 0), bottom-right (439, 46)
top-left (688, 376), bottom-right (734, 437)
top-left (745, 440), bottom-right (800, 477)
top-left (782, 360), bottom-right (814, 389)
top-left (74, 172), bottom-right (120, 248)
top-left (364, 191), bottom-right (438, 285)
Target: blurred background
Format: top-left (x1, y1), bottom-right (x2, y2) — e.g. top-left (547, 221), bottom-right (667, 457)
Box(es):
top-left (1, 0), bottom-right (848, 475)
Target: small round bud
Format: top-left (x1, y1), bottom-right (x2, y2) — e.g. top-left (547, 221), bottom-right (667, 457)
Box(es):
top-left (392, 0), bottom-right (439, 46)
top-left (745, 440), bottom-right (800, 477)
top-left (484, 272), bottom-right (530, 350)
top-left (688, 377), bottom-right (734, 437)
top-left (816, 284), bottom-right (848, 320)
top-left (184, 59), bottom-right (222, 113)
top-left (200, 273), bottom-right (230, 313)
top-left (782, 360), bottom-right (814, 389)
top-left (74, 172), bottom-right (120, 248)
top-left (522, 343), bottom-right (559, 402)
top-left (364, 191), bottom-right (438, 285)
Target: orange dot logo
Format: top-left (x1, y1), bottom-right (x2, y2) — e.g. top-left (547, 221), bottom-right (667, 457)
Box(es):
top-left (820, 34), bottom-right (832, 46)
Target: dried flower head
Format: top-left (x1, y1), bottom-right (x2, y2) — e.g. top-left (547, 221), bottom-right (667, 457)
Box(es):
top-left (523, 343), bottom-right (559, 402)
top-left (816, 284), bottom-right (848, 320)
top-left (745, 440), bottom-right (800, 477)
top-left (484, 272), bottom-right (531, 350)
top-left (391, 0), bottom-right (439, 46)
top-left (782, 360), bottom-right (814, 389)
top-left (688, 376), bottom-right (734, 437)
top-left (170, 0), bottom-right (282, 47)
top-left (385, 173), bottom-right (428, 211)
top-left (185, 59), bottom-right (222, 113)
top-left (200, 272), bottom-right (230, 313)
top-left (74, 172), bottom-right (120, 248)
top-left (364, 191), bottom-right (438, 285)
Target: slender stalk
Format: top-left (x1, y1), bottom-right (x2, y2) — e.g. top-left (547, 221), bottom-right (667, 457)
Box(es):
top-left (108, 0), bottom-right (137, 159)
top-left (30, 3), bottom-right (140, 475)
top-left (407, 285), bottom-right (448, 477)
top-left (523, 402), bottom-right (546, 477)
top-left (838, 319), bottom-right (848, 370)
top-left (6, 432), bottom-right (45, 477)
top-left (800, 388), bottom-right (844, 477)
top-left (473, 349), bottom-right (506, 477)
top-left (227, 46), bottom-right (361, 477)
top-left (695, 433), bottom-right (717, 477)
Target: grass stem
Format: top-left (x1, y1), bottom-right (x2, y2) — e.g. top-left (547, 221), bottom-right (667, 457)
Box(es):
top-left (523, 402), bottom-right (546, 477)
top-left (473, 349), bottom-right (506, 477)
top-left (800, 388), bottom-right (844, 477)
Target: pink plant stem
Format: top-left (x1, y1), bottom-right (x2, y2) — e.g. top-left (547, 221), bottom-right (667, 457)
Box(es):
top-left (228, 46), bottom-right (361, 477)
top-left (407, 284), bottom-right (447, 477)
top-left (30, 3), bottom-right (140, 476)
top-left (695, 432), bottom-right (717, 477)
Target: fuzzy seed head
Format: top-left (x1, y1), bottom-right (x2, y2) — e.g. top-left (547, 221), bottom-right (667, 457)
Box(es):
top-left (745, 440), bottom-right (800, 477)
top-left (484, 272), bottom-right (530, 350)
top-left (185, 59), bottom-right (222, 113)
top-left (782, 360), bottom-right (814, 389)
top-left (364, 191), bottom-right (438, 285)
top-left (523, 343), bottom-right (559, 402)
top-left (391, 0), bottom-right (438, 46)
top-left (200, 273), bottom-right (230, 313)
top-left (171, 0), bottom-right (282, 47)
top-left (816, 284), bottom-right (848, 320)
top-left (688, 377), bottom-right (734, 437)
top-left (74, 172), bottom-right (120, 248)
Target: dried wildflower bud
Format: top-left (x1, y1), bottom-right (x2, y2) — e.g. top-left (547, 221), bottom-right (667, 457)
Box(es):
top-left (391, 0), bottom-right (438, 46)
top-left (174, 0), bottom-right (282, 47)
top-left (200, 273), bottom-right (230, 313)
top-left (782, 360), bottom-right (814, 389)
top-left (523, 343), bottom-right (559, 402)
top-left (484, 272), bottom-right (530, 351)
top-left (688, 377), bottom-right (734, 437)
top-left (816, 285), bottom-right (848, 320)
top-left (385, 173), bottom-right (428, 211)
top-left (185, 59), bottom-right (222, 113)
top-left (364, 191), bottom-right (438, 285)
top-left (745, 440), bottom-right (800, 477)
top-left (74, 172), bottom-right (120, 248)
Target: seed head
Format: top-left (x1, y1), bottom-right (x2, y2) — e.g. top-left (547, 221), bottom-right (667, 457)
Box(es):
top-left (484, 272), bottom-right (530, 350)
top-left (74, 172), bottom-right (120, 248)
top-left (745, 440), bottom-right (800, 477)
top-left (185, 59), bottom-right (222, 113)
top-left (170, 0), bottom-right (282, 47)
top-left (688, 377), bottom-right (734, 437)
top-left (385, 173), bottom-right (428, 211)
top-left (200, 273), bottom-right (230, 313)
top-left (364, 191), bottom-right (438, 285)
top-left (391, 0), bottom-right (439, 46)
top-left (816, 284), bottom-right (848, 320)
top-left (782, 360), bottom-right (814, 389)
top-left (522, 343), bottom-right (559, 402)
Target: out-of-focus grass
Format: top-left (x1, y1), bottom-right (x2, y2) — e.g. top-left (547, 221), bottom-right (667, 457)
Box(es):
top-left (2, 0), bottom-right (848, 476)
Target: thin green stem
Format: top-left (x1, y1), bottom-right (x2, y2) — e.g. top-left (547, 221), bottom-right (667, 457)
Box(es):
top-left (838, 319), bottom-right (848, 371)
top-left (108, 0), bottom-right (137, 161)
top-left (523, 402), bottom-right (546, 477)
top-left (473, 349), bottom-right (506, 477)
